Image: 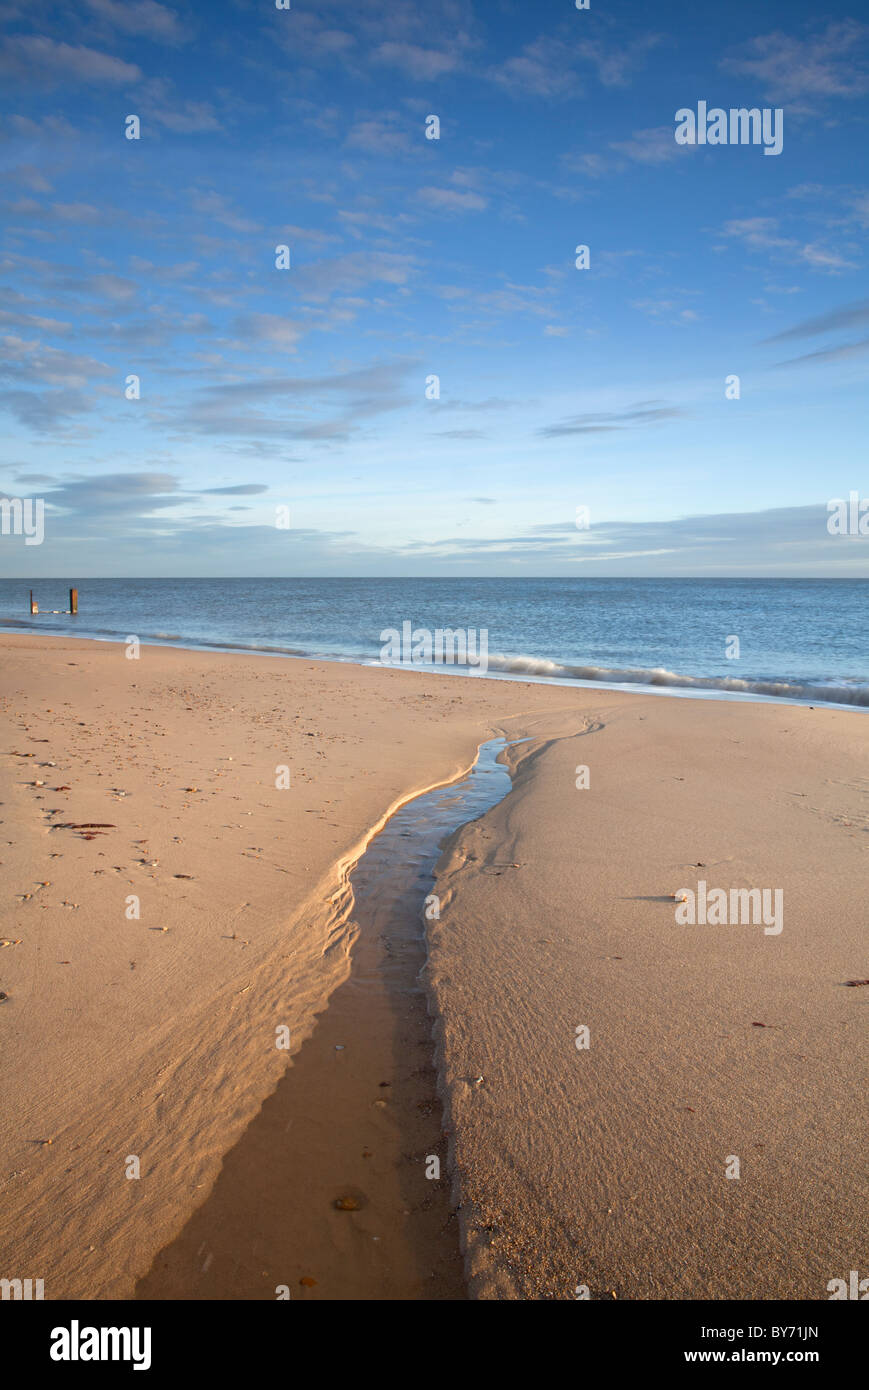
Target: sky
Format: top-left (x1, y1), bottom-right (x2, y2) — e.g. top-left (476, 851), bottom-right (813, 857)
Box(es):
top-left (0, 0), bottom-right (867, 577)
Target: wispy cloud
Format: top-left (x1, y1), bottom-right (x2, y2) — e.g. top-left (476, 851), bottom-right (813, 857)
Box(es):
top-left (418, 186), bottom-right (487, 214)
top-left (231, 313), bottom-right (307, 354)
top-left (487, 37), bottom-right (579, 98)
top-left (84, 0), bottom-right (190, 44)
top-left (722, 20), bottom-right (869, 104)
top-left (0, 335), bottom-right (112, 432)
top-left (189, 190), bottom-right (260, 234)
top-left (763, 298), bottom-right (869, 342)
top-left (373, 41), bottom-right (465, 80)
top-left (774, 337), bottom-right (869, 368)
top-left (487, 31), bottom-right (658, 99)
top-left (539, 402), bottom-right (685, 438)
top-left (179, 360), bottom-right (418, 442)
top-left (722, 218), bottom-right (857, 274)
top-left (345, 115), bottom-right (414, 156)
top-left (0, 34), bottom-right (141, 85)
top-left (610, 125), bottom-right (696, 164)
top-left (200, 483), bottom-right (268, 496)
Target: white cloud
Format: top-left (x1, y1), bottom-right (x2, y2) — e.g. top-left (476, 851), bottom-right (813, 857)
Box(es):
top-left (418, 186), bottom-right (487, 213)
top-left (722, 20), bottom-right (869, 103)
top-left (84, 0), bottom-right (188, 44)
top-left (0, 35), bottom-right (141, 84)
top-left (373, 41), bottom-right (463, 80)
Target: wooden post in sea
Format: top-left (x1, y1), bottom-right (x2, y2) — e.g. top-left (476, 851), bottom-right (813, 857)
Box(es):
top-left (69, 587), bottom-right (78, 615)
top-left (30, 590), bottom-right (38, 614)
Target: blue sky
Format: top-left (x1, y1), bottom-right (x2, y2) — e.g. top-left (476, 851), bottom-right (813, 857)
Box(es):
top-left (0, 0), bottom-right (867, 576)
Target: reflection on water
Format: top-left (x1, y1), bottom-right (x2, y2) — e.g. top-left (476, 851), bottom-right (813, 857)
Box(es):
top-left (348, 737), bottom-right (515, 944)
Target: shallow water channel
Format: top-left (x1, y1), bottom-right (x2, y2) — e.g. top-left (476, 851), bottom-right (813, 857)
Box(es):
top-left (136, 738), bottom-right (518, 1301)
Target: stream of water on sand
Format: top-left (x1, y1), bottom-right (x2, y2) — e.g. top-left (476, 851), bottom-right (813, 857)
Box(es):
top-left (137, 737), bottom-right (519, 1300)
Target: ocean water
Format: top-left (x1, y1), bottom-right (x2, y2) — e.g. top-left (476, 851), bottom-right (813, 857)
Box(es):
top-left (0, 577), bottom-right (866, 710)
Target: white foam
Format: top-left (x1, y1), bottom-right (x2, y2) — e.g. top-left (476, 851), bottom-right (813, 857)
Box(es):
top-left (484, 653), bottom-right (869, 706)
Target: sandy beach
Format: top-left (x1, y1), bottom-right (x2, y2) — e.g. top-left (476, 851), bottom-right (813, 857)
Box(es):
top-left (430, 699), bottom-right (868, 1299)
top-left (0, 634), bottom-right (865, 1300)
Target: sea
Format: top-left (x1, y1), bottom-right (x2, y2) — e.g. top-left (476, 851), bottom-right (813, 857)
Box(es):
top-left (0, 577), bottom-right (866, 710)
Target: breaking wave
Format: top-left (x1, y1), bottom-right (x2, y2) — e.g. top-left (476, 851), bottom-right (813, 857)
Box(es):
top-left (3, 613), bottom-right (867, 707)
top-left (484, 653), bottom-right (869, 707)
